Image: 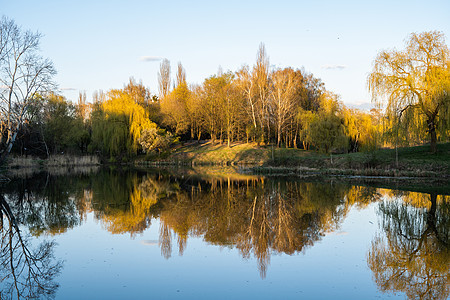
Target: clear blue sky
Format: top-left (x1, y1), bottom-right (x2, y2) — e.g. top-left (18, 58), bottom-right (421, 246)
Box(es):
top-left (2, 0), bottom-right (449, 107)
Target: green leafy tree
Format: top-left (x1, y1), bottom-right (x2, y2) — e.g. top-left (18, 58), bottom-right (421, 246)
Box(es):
top-left (308, 92), bottom-right (347, 158)
top-left (89, 105), bottom-right (130, 158)
top-left (43, 93), bottom-right (89, 154)
top-left (309, 115), bottom-right (346, 152)
top-left (368, 31), bottom-right (450, 153)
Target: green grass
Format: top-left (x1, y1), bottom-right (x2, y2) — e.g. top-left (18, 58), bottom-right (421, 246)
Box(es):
top-left (333, 143), bottom-right (450, 171)
top-left (153, 141), bottom-right (327, 166)
top-left (341, 143), bottom-right (449, 162)
top-left (142, 141), bottom-right (449, 178)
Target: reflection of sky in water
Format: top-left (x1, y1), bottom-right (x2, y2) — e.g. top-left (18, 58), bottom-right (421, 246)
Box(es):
top-left (9, 172), bottom-right (445, 299)
top-left (32, 204), bottom-right (403, 299)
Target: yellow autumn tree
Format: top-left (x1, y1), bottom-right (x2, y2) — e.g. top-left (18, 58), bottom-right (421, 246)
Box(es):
top-left (104, 89), bottom-right (156, 149)
top-left (160, 82), bottom-right (191, 135)
top-left (308, 92), bottom-right (347, 155)
top-left (368, 31), bottom-right (450, 153)
top-left (343, 108), bottom-right (381, 152)
top-left (90, 88), bottom-right (157, 158)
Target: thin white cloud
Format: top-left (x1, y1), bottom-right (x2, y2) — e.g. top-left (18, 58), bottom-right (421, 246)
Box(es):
top-left (322, 64), bottom-right (347, 70)
top-left (139, 56), bottom-right (164, 62)
top-left (324, 231), bottom-right (349, 236)
top-left (60, 87), bottom-right (77, 91)
top-left (141, 240), bottom-right (158, 246)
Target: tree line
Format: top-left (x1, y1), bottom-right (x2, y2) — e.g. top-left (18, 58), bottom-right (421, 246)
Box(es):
top-left (1, 16), bottom-right (449, 162)
top-left (158, 44), bottom-right (381, 154)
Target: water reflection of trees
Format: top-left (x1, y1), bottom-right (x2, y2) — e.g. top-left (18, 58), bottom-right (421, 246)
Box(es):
top-left (367, 192), bottom-right (450, 300)
top-left (2, 173), bottom-right (90, 236)
top-left (0, 172), bottom-right (89, 298)
top-left (3, 169), bottom-right (448, 295)
top-left (89, 171), bottom-right (179, 235)
top-left (4, 170), bottom-right (383, 279)
top-left (11, 169), bottom-right (450, 286)
top-left (150, 177), bottom-right (365, 278)
top-left (0, 194), bottom-right (62, 299)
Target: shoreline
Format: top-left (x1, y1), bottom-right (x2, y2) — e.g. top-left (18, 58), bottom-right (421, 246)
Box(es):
top-left (4, 142), bottom-right (449, 181)
top-left (3, 155), bottom-right (449, 195)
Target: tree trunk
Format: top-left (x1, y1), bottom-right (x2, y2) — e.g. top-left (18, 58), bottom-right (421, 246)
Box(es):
top-left (293, 126), bottom-right (298, 149)
top-left (277, 128), bottom-right (281, 148)
top-left (260, 124), bottom-right (265, 145)
top-left (41, 127), bottom-right (50, 158)
top-left (197, 129), bottom-right (202, 142)
top-left (427, 192), bottom-right (437, 238)
top-left (430, 130), bottom-right (437, 153)
top-left (227, 114), bottom-right (231, 148)
top-left (290, 130), bottom-right (293, 149)
top-left (395, 119), bottom-right (399, 168)
top-left (0, 129), bottom-right (19, 165)
top-left (354, 133), bottom-right (359, 153)
top-left (427, 118), bottom-right (437, 154)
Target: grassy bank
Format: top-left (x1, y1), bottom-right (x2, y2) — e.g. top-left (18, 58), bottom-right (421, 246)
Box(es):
top-left (136, 141), bottom-right (323, 166)
top-left (136, 141), bottom-right (450, 179)
top-left (7, 142), bottom-right (448, 179)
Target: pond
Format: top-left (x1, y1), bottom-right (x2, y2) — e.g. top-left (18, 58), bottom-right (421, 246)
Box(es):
top-left (0, 167), bottom-right (449, 299)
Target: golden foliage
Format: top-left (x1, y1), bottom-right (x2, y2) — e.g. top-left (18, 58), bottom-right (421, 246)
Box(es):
top-left (102, 178), bottom-right (160, 235)
top-left (100, 89), bottom-right (157, 154)
top-left (368, 31), bottom-right (450, 151)
top-left (160, 83), bottom-right (191, 134)
top-left (367, 193), bottom-right (450, 299)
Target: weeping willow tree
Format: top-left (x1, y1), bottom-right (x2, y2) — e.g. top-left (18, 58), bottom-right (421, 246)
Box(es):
top-left (308, 92), bottom-right (348, 161)
top-left (367, 194), bottom-right (450, 299)
top-left (342, 108), bottom-right (382, 152)
top-left (90, 88), bottom-right (157, 158)
top-left (368, 31), bottom-right (450, 153)
top-left (90, 105), bottom-right (130, 158)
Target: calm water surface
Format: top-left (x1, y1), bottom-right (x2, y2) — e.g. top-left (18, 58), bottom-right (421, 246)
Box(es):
top-left (0, 168), bottom-right (448, 299)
